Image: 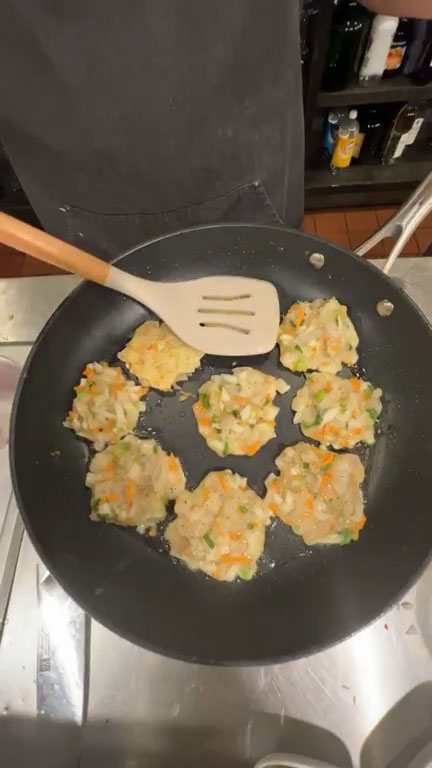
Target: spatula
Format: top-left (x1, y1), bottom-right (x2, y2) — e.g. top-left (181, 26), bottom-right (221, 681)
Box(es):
top-left (0, 213), bottom-right (280, 356)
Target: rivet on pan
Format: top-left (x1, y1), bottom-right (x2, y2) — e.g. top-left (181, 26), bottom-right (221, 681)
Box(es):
top-left (309, 252), bottom-right (325, 269)
top-left (376, 299), bottom-right (394, 317)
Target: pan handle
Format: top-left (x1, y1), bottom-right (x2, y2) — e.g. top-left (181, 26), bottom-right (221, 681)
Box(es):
top-left (355, 169), bottom-right (432, 275)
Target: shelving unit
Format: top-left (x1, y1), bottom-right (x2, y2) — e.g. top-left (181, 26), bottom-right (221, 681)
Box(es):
top-left (303, 0), bottom-right (432, 209)
top-left (318, 76), bottom-right (432, 108)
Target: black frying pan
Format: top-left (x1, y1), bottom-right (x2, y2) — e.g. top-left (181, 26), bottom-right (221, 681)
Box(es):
top-left (9, 220), bottom-right (432, 664)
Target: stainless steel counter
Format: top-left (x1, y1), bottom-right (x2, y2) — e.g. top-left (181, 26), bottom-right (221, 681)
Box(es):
top-left (1, 265), bottom-right (432, 768)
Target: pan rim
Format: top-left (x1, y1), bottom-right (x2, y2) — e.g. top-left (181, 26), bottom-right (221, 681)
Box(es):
top-left (9, 222), bottom-right (432, 665)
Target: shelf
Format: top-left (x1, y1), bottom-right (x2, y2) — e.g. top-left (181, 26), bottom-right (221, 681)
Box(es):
top-left (306, 158), bottom-right (432, 191)
top-left (318, 75), bottom-right (432, 108)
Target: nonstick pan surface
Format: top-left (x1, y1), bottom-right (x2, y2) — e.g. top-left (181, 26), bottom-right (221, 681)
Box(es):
top-left (10, 224), bottom-right (432, 664)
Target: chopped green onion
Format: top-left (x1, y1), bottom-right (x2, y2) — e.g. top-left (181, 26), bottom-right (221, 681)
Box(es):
top-left (321, 461), bottom-right (333, 473)
top-left (75, 390), bottom-right (87, 398)
top-left (200, 392), bottom-right (211, 409)
top-left (295, 344), bottom-right (303, 353)
top-left (340, 400), bottom-right (348, 412)
top-left (366, 384), bottom-right (375, 399)
top-left (215, 428), bottom-right (222, 434)
top-left (230, 409), bottom-right (240, 418)
top-left (289, 320), bottom-right (296, 329)
top-left (313, 412), bottom-right (323, 426)
top-left (314, 389), bottom-right (325, 402)
top-left (223, 441), bottom-right (230, 456)
top-left (91, 498), bottom-right (100, 512)
top-left (294, 357), bottom-right (307, 371)
top-left (153, 444), bottom-right (158, 453)
top-left (239, 567), bottom-right (253, 580)
top-left (348, 344), bottom-right (353, 351)
top-left (98, 512), bottom-right (112, 522)
top-left (203, 531), bottom-right (215, 549)
top-left (303, 461), bottom-right (310, 469)
top-left (337, 528), bottom-right (355, 545)
top-left (239, 504), bottom-right (248, 513)
top-left (211, 415), bottom-right (219, 424)
top-left (114, 440), bottom-right (130, 453)
top-left (367, 408), bottom-right (379, 422)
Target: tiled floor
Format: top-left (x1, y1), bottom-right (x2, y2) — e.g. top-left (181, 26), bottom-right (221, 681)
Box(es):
top-left (1, 207), bottom-right (432, 278)
top-left (303, 207), bottom-right (432, 258)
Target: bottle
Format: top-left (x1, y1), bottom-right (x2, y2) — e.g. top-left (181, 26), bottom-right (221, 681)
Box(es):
top-left (321, 0), bottom-right (371, 92)
top-left (404, 20), bottom-right (430, 75)
top-left (411, 39), bottom-right (432, 86)
top-left (322, 109), bottom-right (347, 159)
top-left (331, 109), bottom-right (360, 173)
top-left (384, 17), bottom-right (410, 77)
top-left (352, 105), bottom-right (390, 162)
top-left (381, 103), bottom-right (421, 164)
top-left (359, 15), bottom-right (399, 86)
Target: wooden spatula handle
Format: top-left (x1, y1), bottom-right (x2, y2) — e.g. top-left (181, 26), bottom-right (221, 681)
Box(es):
top-left (0, 212), bottom-right (109, 284)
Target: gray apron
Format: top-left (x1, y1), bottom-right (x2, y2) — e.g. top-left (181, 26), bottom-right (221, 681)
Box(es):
top-left (0, 1), bottom-right (304, 259)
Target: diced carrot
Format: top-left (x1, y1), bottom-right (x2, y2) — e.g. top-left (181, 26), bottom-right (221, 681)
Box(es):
top-left (103, 419), bottom-right (115, 432)
top-left (352, 409), bottom-right (359, 417)
top-left (321, 361), bottom-right (329, 367)
top-left (353, 427), bottom-right (362, 435)
top-left (90, 385), bottom-right (98, 394)
top-left (350, 376), bottom-right (360, 390)
top-left (110, 382), bottom-right (124, 391)
top-left (296, 306), bottom-right (305, 328)
top-left (265, 391), bottom-right (272, 399)
top-left (311, 344), bottom-right (317, 353)
top-left (268, 502), bottom-right (280, 513)
top-left (236, 396), bottom-right (248, 405)
top-left (263, 419), bottom-right (275, 426)
top-left (343, 439), bottom-right (350, 447)
top-left (203, 488), bottom-right (210, 501)
top-left (247, 441), bottom-right (260, 456)
top-left (90, 426), bottom-right (101, 433)
top-left (329, 425), bottom-right (341, 433)
top-left (228, 531), bottom-right (240, 541)
top-left (100, 493), bottom-right (118, 503)
top-left (305, 497), bottom-right (314, 510)
top-left (272, 479), bottom-right (280, 488)
top-left (320, 473), bottom-right (333, 492)
top-left (125, 479), bottom-right (135, 504)
top-left (219, 553), bottom-right (251, 565)
top-left (104, 461), bottom-right (114, 473)
top-left (212, 568), bottom-right (220, 578)
top-left (218, 475), bottom-right (228, 492)
top-left (83, 365), bottom-right (93, 377)
top-left (353, 515), bottom-right (367, 532)
top-left (321, 452), bottom-right (334, 465)
top-left (322, 335), bottom-right (328, 346)
top-left (200, 416), bottom-right (211, 427)
top-left (324, 381), bottom-right (332, 392)
top-left (148, 343), bottom-right (156, 351)
top-left (168, 456), bottom-right (179, 472)
top-left (321, 424), bottom-right (329, 436)
top-left (74, 384), bottom-right (86, 392)
top-left (195, 401), bottom-right (204, 413)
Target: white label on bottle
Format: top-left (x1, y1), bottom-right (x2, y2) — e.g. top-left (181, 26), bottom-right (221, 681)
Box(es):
top-left (404, 118), bottom-right (424, 146)
top-left (359, 18), bottom-right (399, 79)
top-left (393, 135), bottom-right (407, 159)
